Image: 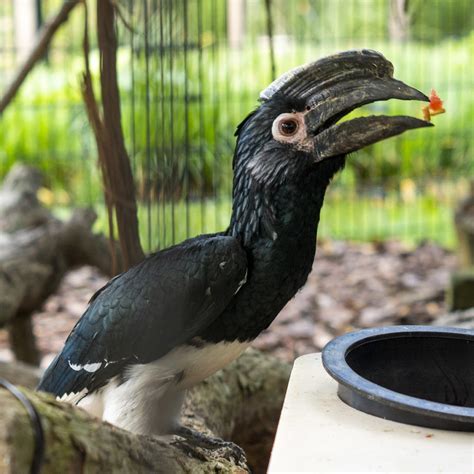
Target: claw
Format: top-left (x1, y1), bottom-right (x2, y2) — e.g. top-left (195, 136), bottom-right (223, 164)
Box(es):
top-left (172, 425), bottom-right (247, 465)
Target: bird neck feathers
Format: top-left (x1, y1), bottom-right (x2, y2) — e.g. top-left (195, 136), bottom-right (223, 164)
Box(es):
top-left (227, 162), bottom-right (330, 247)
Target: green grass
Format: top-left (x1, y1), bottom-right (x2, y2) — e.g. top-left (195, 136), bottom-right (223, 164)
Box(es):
top-left (1, 28), bottom-right (472, 248)
top-left (1, 33), bottom-right (473, 203)
top-left (50, 178), bottom-right (461, 252)
top-left (318, 193), bottom-right (456, 247)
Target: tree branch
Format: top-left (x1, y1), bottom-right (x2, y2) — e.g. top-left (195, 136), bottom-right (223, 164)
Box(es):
top-left (95, 0), bottom-right (144, 270)
top-left (0, 349), bottom-right (290, 473)
top-left (81, 0), bottom-right (145, 272)
top-left (0, 164), bottom-right (121, 364)
top-left (0, 0), bottom-right (81, 115)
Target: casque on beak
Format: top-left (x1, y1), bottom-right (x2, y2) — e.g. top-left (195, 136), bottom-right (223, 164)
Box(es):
top-left (260, 49), bottom-right (433, 161)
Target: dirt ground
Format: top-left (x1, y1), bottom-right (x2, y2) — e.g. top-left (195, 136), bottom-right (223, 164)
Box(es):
top-left (0, 239), bottom-right (457, 367)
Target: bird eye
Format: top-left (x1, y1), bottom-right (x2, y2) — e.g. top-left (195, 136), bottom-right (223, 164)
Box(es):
top-left (271, 113), bottom-right (305, 143)
top-left (278, 119), bottom-right (298, 136)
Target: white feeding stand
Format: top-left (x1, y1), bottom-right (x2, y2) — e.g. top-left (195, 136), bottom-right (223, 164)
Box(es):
top-left (268, 353), bottom-right (473, 473)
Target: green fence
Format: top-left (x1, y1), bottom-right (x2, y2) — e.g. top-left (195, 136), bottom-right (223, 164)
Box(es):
top-left (0, 0), bottom-right (473, 250)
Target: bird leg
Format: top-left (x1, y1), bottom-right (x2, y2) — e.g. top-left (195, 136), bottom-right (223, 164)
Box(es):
top-left (172, 425), bottom-right (247, 465)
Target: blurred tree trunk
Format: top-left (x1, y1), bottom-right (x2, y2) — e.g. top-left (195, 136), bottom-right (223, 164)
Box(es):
top-left (12, 0), bottom-right (37, 62)
top-left (389, 0), bottom-right (411, 42)
top-left (82, 0), bottom-right (144, 274)
top-left (8, 314), bottom-right (41, 367)
top-left (0, 165), bottom-right (119, 365)
top-left (448, 182), bottom-right (474, 311)
top-left (454, 180), bottom-right (474, 269)
top-left (227, 0), bottom-right (246, 48)
top-left (0, 349), bottom-right (290, 474)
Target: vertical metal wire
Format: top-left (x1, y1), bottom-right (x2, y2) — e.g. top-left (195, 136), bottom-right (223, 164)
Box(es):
top-left (144, 0), bottom-right (152, 251)
top-left (264, 0), bottom-right (276, 81)
top-left (223, 0), bottom-right (233, 216)
top-left (211, 0), bottom-right (219, 231)
top-left (151, 0), bottom-right (160, 248)
top-left (158, 0), bottom-right (167, 247)
top-left (168, 0), bottom-right (175, 244)
top-left (223, 0), bottom-right (231, 148)
top-left (183, 0), bottom-right (190, 237)
top-left (197, 0), bottom-right (205, 233)
top-left (129, 0), bottom-right (136, 177)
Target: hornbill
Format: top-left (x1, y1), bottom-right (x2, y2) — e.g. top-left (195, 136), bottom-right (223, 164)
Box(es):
top-left (38, 50), bottom-right (432, 439)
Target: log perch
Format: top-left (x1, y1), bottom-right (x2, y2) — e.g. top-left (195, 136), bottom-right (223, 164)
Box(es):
top-left (0, 348), bottom-right (290, 473)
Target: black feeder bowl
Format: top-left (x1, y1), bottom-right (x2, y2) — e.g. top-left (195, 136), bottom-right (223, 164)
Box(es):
top-left (322, 326), bottom-right (474, 432)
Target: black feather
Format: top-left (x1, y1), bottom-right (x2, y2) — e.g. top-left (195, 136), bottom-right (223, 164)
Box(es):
top-left (38, 235), bottom-right (247, 396)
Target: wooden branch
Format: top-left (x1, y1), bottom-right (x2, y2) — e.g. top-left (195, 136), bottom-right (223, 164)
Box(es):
top-left (0, 208), bottom-right (118, 326)
top-left (0, 349), bottom-right (290, 473)
top-left (81, 1), bottom-right (119, 275)
top-left (0, 164), bottom-right (120, 364)
top-left (0, 207), bottom-right (120, 364)
top-left (0, 361), bottom-right (42, 390)
top-left (0, 0), bottom-right (81, 115)
top-left (81, 0), bottom-right (144, 272)
top-left (95, 0), bottom-right (144, 270)
top-left (183, 348), bottom-right (292, 473)
top-left (8, 314), bottom-right (41, 366)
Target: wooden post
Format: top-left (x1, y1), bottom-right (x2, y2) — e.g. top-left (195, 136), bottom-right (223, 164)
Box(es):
top-left (0, 0), bottom-right (81, 115)
top-left (228, 0), bottom-right (245, 48)
top-left (13, 0), bottom-right (38, 63)
top-left (389, 0), bottom-right (410, 42)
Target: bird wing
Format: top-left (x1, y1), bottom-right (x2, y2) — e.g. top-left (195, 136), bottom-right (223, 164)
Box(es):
top-left (37, 234), bottom-right (247, 399)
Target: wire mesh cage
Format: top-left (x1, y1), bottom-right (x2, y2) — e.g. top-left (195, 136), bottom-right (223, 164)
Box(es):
top-left (0, 0), bottom-right (473, 251)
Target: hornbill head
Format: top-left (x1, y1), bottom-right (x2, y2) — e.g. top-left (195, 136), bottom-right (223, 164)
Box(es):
top-left (234, 49), bottom-right (432, 186)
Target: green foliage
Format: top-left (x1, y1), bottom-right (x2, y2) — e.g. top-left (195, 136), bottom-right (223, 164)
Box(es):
top-left (1, 33), bottom-right (473, 203)
top-left (259, 0), bottom-right (389, 43)
top-left (0, 0), bottom-right (472, 248)
top-left (250, 0), bottom-right (474, 43)
top-left (318, 185), bottom-right (458, 248)
top-left (409, 0), bottom-right (474, 42)
top-left (79, 179), bottom-right (460, 252)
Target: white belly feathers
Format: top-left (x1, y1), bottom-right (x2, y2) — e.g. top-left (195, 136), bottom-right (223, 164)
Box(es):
top-left (71, 340), bottom-right (249, 435)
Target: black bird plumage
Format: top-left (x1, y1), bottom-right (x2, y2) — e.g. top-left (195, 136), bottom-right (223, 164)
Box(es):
top-left (38, 50), bottom-right (432, 436)
top-left (40, 235), bottom-right (247, 396)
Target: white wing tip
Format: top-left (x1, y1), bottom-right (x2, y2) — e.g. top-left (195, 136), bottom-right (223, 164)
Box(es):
top-left (68, 360), bottom-right (103, 373)
top-left (57, 387), bottom-right (89, 404)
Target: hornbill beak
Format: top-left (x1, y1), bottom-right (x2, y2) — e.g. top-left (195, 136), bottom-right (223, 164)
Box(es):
top-left (260, 49), bottom-right (433, 161)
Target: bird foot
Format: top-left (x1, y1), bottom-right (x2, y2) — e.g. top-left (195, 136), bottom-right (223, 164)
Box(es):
top-left (172, 426), bottom-right (247, 465)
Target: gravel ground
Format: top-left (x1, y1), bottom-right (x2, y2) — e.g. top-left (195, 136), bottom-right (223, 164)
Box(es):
top-left (253, 239), bottom-right (456, 361)
top-left (0, 240), bottom-right (457, 367)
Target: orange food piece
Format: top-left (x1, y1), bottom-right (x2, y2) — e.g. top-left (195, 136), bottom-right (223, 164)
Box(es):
top-left (422, 105), bottom-right (431, 121)
top-left (429, 89), bottom-right (444, 112)
top-left (422, 89), bottom-right (445, 121)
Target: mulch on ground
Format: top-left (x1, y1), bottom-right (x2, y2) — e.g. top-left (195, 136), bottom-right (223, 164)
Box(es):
top-left (0, 240), bottom-right (457, 366)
